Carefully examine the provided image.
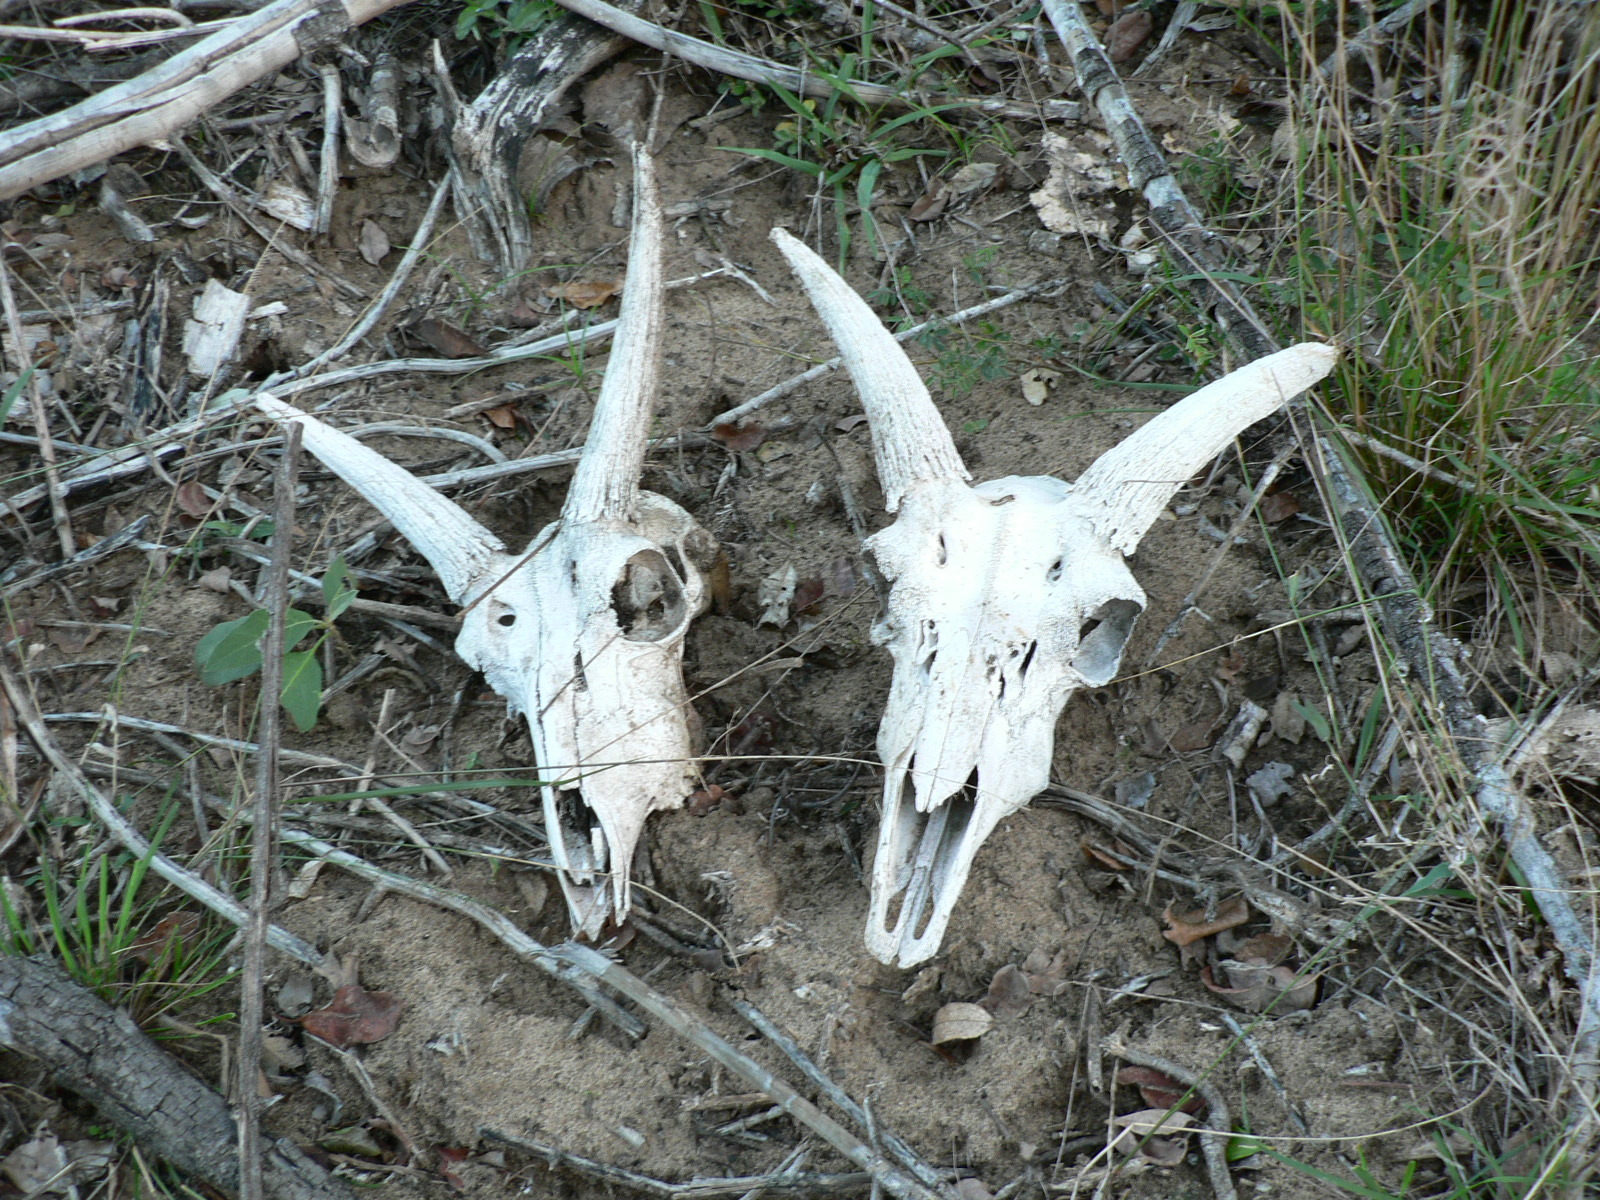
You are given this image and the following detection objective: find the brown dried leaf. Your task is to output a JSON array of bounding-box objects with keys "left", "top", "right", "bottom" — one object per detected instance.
[
  {"left": 687, "top": 784, "right": 727, "bottom": 815},
  {"left": 932, "top": 1001, "right": 992, "bottom": 1045},
  {"left": 1105, "top": 8, "right": 1153, "bottom": 61},
  {"left": 198, "top": 567, "right": 233, "bottom": 594},
  {"left": 126, "top": 911, "right": 202, "bottom": 964},
  {"left": 1109, "top": 1109, "right": 1193, "bottom": 1159},
  {"left": 1168, "top": 713, "right": 1221, "bottom": 752},
  {"left": 792, "top": 576, "right": 825, "bottom": 616},
  {"left": 1161, "top": 896, "right": 1250, "bottom": 947},
  {"left": 412, "top": 318, "right": 486, "bottom": 359},
  {"left": 1224, "top": 931, "right": 1293, "bottom": 966},
  {"left": 545, "top": 279, "right": 621, "bottom": 309},
  {"left": 1214, "top": 648, "right": 1246, "bottom": 683},
  {"left": 908, "top": 184, "right": 949, "bottom": 222},
  {"left": 711, "top": 421, "right": 768, "bottom": 452},
  {"left": 1082, "top": 838, "right": 1132, "bottom": 871},
  {"left": 483, "top": 404, "right": 519, "bottom": 430},
  {"left": 88, "top": 596, "right": 122, "bottom": 616},
  {"left": 1202, "top": 962, "right": 1318, "bottom": 1012},
  {"left": 299, "top": 983, "right": 404, "bottom": 1047},
  {"left": 1259, "top": 490, "right": 1301, "bottom": 523},
  {"left": 981, "top": 963, "right": 1034, "bottom": 1017},
  {"left": 174, "top": 480, "right": 212, "bottom": 519},
  {"left": 358, "top": 219, "right": 391, "bottom": 267},
  {"left": 1115, "top": 1066, "right": 1203, "bottom": 1114},
  {"left": 835, "top": 413, "right": 869, "bottom": 433}
]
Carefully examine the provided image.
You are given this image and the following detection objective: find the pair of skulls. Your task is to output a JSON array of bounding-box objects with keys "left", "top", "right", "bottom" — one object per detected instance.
[{"left": 258, "top": 147, "right": 1336, "bottom": 966}]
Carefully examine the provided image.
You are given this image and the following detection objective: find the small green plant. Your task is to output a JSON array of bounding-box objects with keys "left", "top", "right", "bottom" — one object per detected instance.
[
  {"left": 194, "top": 557, "right": 357, "bottom": 731},
  {"left": 1, "top": 813, "right": 235, "bottom": 1024},
  {"left": 455, "top": 0, "right": 560, "bottom": 48}
]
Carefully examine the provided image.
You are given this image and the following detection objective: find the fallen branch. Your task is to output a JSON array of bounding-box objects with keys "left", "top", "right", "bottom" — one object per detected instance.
[
  {"left": 547, "top": 0, "right": 1079, "bottom": 126},
  {"left": 0, "top": 0, "right": 417, "bottom": 200},
  {"left": 1103, "top": 1035, "right": 1236, "bottom": 1200},
  {"left": 1040, "top": 0, "right": 1600, "bottom": 1145},
  {"left": 0, "top": 955, "right": 354, "bottom": 1200}
]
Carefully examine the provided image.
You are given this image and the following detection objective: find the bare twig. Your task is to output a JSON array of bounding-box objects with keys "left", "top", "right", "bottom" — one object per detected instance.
[
  {"left": 707, "top": 279, "right": 1067, "bottom": 429},
  {"left": 0, "top": 255, "right": 73, "bottom": 557},
  {"left": 239, "top": 423, "right": 299, "bottom": 1200},
  {"left": 313, "top": 62, "right": 340, "bottom": 236}
]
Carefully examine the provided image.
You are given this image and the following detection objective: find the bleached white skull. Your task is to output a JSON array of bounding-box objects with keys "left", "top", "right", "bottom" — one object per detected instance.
[
  {"left": 256, "top": 148, "right": 711, "bottom": 937},
  {"left": 771, "top": 228, "right": 1336, "bottom": 966}
]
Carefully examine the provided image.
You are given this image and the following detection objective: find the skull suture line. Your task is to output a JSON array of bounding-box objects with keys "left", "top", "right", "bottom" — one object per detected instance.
[
  {"left": 256, "top": 147, "right": 711, "bottom": 937},
  {"left": 772, "top": 228, "right": 1336, "bottom": 967}
]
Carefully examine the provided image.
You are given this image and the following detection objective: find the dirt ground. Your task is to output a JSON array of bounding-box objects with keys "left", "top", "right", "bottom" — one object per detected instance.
[{"left": 0, "top": 8, "right": 1557, "bottom": 1200}]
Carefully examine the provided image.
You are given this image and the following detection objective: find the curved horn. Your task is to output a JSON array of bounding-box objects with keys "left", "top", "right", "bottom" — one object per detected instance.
[
  {"left": 255, "top": 394, "right": 506, "bottom": 603},
  {"left": 562, "top": 144, "right": 664, "bottom": 524},
  {"left": 1075, "top": 342, "right": 1338, "bottom": 554},
  {"left": 770, "top": 228, "right": 969, "bottom": 511}
]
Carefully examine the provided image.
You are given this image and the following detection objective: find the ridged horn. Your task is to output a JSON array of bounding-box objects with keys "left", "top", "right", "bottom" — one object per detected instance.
[
  {"left": 254, "top": 394, "right": 506, "bottom": 604},
  {"left": 1075, "top": 343, "right": 1339, "bottom": 554},
  {"left": 770, "top": 228, "right": 969, "bottom": 511},
  {"left": 562, "top": 143, "right": 664, "bottom": 525}
]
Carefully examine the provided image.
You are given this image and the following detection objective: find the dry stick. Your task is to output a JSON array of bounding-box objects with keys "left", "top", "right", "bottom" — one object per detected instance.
[
  {"left": 1102, "top": 1035, "right": 1236, "bottom": 1200},
  {"left": 0, "top": 0, "right": 416, "bottom": 200},
  {"left": 707, "top": 279, "right": 1067, "bottom": 429},
  {"left": 729, "top": 998, "right": 948, "bottom": 1193},
  {"left": 313, "top": 62, "right": 340, "bottom": 236},
  {"left": 559, "top": 943, "right": 952, "bottom": 1200},
  {"left": 239, "top": 423, "right": 299, "bottom": 1200},
  {"left": 1039, "top": 0, "right": 1600, "bottom": 1147},
  {"left": 0, "top": 254, "right": 74, "bottom": 558},
  {"left": 546, "top": 0, "right": 1079, "bottom": 125}
]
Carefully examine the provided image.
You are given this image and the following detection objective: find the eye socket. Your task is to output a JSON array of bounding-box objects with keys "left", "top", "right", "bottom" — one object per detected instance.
[{"left": 497, "top": 613, "right": 517, "bottom": 627}]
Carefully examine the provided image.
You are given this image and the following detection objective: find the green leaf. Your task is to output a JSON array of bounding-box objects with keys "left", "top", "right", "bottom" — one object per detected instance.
[
  {"left": 1292, "top": 698, "right": 1333, "bottom": 743},
  {"left": 196, "top": 611, "right": 269, "bottom": 685},
  {"left": 724, "top": 147, "right": 824, "bottom": 177},
  {"left": 0, "top": 368, "right": 32, "bottom": 427},
  {"left": 322, "top": 556, "right": 357, "bottom": 619},
  {"left": 282, "top": 608, "right": 319, "bottom": 653},
  {"left": 279, "top": 651, "right": 323, "bottom": 731}
]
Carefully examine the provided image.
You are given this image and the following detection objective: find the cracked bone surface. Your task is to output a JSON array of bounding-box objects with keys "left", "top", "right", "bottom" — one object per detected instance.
[
  {"left": 256, "top": 147, "right": 711, "bottom": 937},
  {"left": 772, "top": 227, "right": 1336, "bottom": 967}
]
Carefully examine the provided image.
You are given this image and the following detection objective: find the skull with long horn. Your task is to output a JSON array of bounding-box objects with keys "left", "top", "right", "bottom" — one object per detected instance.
[
  {"left": 771, "top": 228, "right": 1336, "bottom": 967},
  {"left": 256, "top": 147, "right": 711, "bottom": 937}
]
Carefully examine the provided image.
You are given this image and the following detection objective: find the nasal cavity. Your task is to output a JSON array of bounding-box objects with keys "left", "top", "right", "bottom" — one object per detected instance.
[{"left": 612, "top": 548, "right": 688, "bottom": 642}]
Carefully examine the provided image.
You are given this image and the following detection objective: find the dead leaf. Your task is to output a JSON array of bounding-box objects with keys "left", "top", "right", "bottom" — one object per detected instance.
[
  {"left": 908, "top": 184, "right": 949, "bottom": 222},
  {"left": 835, "top": 413, "right": 869, "bottom": 433},
  {"left": 48, "top": 626, "right": 95, "bottom": 654},
  {"left": 412, "top": 318, "right": 486, "bottom": 359},
  {"left": 686, "top": 784, "right": 726, "bottom": 815},
  {"left": 947, "top": 162, "right": 999, "bottom": 198},
  {"left": 1259, "top": 490, "right": 1301, "bottom": 523},
  {"left": 756, "top": 564, "right": 798, "bottom": 628},
  {"left": 298, "top": 983, "right": 404, "bottom": 1047},
  {"left": 1161, "top": 896, "right": 1250, "bottom": 947},
  {"left": 1270, "top": 691, "right": 1306, "bottom": 744},
  {"left": 1202, "top": 962, "right": 1318, "bottom": 1012},
  {"left": 1224, "top": 931, "right": 1294, "bottom": 965},
  {"left": 711, "top": 421, "right": 768, "bottom": 452},
  {"left": 126, "top": 911, "right": 202, "bottom": 964},
  {"left": 1082, "top": 838, "right": 1133, "bottom": 871},
  {"left": 401, "top": 723, "right": 440, "bottom": 750},
  {"left": 1, "top": 1133, "right": 114, "bottom": 1194},
  {"left": 1214, "top": 648, "right": 1246, "bottom": 683},
  {"left": 1167, "top": 712, "right": 1221, "bottom": 752},
  {"left": 1105, "top": 8, "right": 1153, "bottom": 61},
  {"left": 1109, "top": 1109, "right": 1193, "bottom": 1160},
  {"left": 483, "top": 404, "right": 519, "bottom": 430},
  {"left": 174, "top": 480, "right": 212, "bottom": 519},
  {"left": 980, "top": 963, "right": 1034, "bottom": 1016},
  {"left": 1023, "top": 948, "right": 1070, "bottom": 996},
  {"left": 1245, "top": 761, "right": 1295, "bottom": 807},
  {"left": 932, "top": 1001, "right": 992, "bottom": 1045},
  {"left": 358, "top": 219, "right": 391, "bottom": 267},
  {"left": 545, "top": 279, "right": 621, "bottom": 309},
  {"left": 900, "top": 965, "right": 941, "bottom": 1005},
  {"left": 792, "top": 576, "right": 825, "bottom": 616},
  {"left": 436, "top": 1145, "right": 470, "bottom": 1192},
  {"left": 198, "top": 566, "right": 233, "bottom": 594},
  {"left": 1116, "top": 1066, "right": 1203, "bottom": 1113},
  {"left": 88, "top": 596, "right": 121, "bottom": 616}
]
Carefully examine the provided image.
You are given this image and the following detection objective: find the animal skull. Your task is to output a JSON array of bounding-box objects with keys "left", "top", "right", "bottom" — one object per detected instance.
[
  {"left": 771, "top": 228, "right": 1336, "bottom": 967},
  {"left": 256, "top": 147, "right": 711, "bottom": 937}
]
